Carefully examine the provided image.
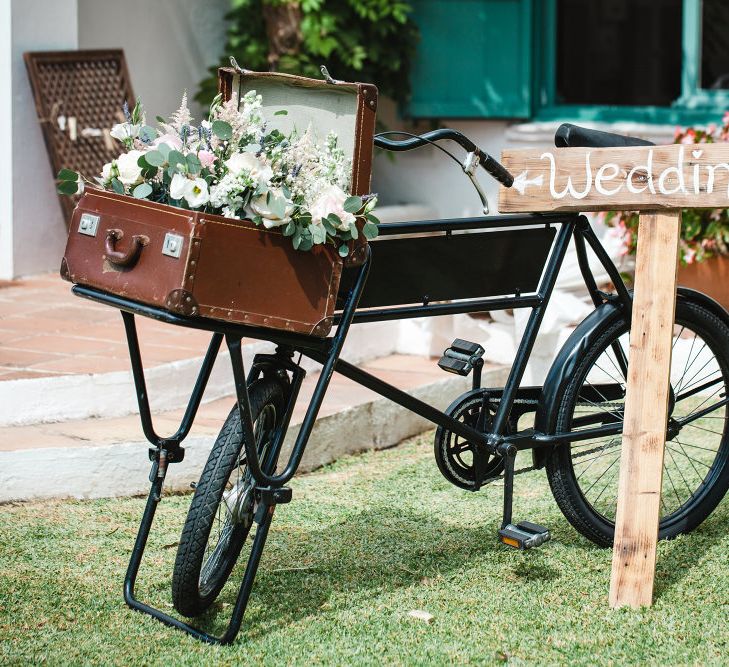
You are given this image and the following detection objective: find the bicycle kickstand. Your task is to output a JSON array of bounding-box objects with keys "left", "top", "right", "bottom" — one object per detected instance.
[{"left": 124, "top": 449, "right": 291, "bottom": 645}]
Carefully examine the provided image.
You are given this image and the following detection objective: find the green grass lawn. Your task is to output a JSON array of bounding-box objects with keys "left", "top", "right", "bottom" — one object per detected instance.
[{"left": 1, "top": 433, "right": 727, "bottom": 666}]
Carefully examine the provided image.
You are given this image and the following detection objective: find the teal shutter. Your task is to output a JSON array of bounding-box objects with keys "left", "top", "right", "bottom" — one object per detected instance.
[{"left": 408, "top": 0, "right": 533, "bottom": 118}]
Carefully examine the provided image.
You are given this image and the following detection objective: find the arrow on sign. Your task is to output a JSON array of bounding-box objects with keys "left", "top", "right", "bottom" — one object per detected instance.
[{"left": 512, "top": 170, "right": 544, "bottom": 195}]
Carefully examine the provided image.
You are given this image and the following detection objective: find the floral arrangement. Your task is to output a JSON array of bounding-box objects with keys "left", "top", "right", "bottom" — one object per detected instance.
[
  {"left": 57, "top": 92, "right": 379, "bottom": 257},
  {"left": 606, "top": 113, "right": 729, "bottom": 265}
]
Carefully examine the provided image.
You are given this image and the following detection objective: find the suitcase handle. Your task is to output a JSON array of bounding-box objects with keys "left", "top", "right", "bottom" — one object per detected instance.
[{"left": 104, "top": 229, "right": 147, "bottom": 267}]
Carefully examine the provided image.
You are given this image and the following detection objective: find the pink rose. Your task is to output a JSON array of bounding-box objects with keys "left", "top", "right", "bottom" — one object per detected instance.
[
  {"left": 309, "top": 185, "right": 356, "bottom": 231},
  {"left": 198, "top": 150, "right": 216, "bottom": 169}
]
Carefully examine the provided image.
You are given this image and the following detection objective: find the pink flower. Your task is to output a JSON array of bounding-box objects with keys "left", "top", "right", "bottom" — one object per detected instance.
[
  {"left": 680, "top": 130, "right": 696, "bottom": 145},
  {"left": 309, "top": 185, "right": 357, "bottom": 231},
  {"left": 152, "top": 133, "right": 183, "bottom": 151},
  {"left": 198, "top": 150, "right": 216, "bottom": 169},
  {"left": 707, "top": 123, "right": 717, "bottom": 136},
  {"left": 684, "top": 248, "right": 696, "bottom": 264}
]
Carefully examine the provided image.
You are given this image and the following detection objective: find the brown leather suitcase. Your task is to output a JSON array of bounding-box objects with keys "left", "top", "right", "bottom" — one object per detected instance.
[{"left": 61, "top": 69, "right": 378, "bottom": 336}]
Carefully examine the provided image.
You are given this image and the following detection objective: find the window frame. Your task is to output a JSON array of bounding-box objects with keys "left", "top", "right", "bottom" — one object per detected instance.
[{"left": 533, "top": 0, "right": 729, "bottom": 125}]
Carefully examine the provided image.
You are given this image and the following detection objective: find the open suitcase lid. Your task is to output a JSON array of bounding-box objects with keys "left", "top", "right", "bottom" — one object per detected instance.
[{"left": 217, "top": 67, "right": 378, "bottom": 198}]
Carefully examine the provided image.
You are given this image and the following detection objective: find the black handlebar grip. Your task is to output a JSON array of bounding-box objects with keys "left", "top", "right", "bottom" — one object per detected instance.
[{"left": 478, "top": 151, "right": 514, "bottom": 188}]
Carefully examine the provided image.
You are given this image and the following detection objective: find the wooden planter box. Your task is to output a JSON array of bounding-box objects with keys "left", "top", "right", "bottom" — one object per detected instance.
[{"left": 678, "top": 255, "right": 729, "bottom": 312}]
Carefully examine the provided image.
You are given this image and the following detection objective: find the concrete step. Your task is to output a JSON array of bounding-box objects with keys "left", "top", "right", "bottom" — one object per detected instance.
[
  {"left": 0, "top": 354, "right": 508, "bottom": 502},
  {"left": 0, "top": 273, "right": 400, "bottom": 426}
]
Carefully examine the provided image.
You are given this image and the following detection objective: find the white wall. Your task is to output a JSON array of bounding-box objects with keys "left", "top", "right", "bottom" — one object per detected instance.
[
  {"left": 372, "top": 100, "right": 510, "bottom": 218},
  {"left": 0, "top": 0, "right": 79, "bottom": 280},
  {"left": 78, "top": 0, "right": 229, "bottom": 122}
]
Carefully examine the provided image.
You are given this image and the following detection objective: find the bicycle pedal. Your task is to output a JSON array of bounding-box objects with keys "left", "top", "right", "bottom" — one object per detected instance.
[
  {"left": 498, "top": 521, "right": 551, "bottom": 550},
  {"left": 438, "top": 338, "right": 484, "bottom": 376}
]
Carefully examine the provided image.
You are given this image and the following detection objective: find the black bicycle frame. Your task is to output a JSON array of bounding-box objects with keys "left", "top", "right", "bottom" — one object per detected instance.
[{"left": 72, "top": 211, "right": 633, "bottom": 644}]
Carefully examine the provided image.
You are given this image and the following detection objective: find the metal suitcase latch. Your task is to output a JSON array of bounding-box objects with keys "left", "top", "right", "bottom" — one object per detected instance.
[
  {"left": 78, "top": 213, "right": 100, "bottom": 237},
  {"left": 162, "top": 233, "right": 184, "bottom": 258}
]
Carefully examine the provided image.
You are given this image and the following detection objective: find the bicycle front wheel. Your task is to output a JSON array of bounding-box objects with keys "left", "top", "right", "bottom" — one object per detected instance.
[
  {"left": 546, "top": 297, "right": 729, "bottom": 547},
  {"left": 172, "top": 378, "right": 285, "bottom": 617}
]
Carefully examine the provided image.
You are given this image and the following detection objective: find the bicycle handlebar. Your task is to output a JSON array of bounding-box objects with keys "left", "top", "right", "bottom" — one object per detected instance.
[{"left": 374, "top": 129, "right": 514, "bottom": 188}]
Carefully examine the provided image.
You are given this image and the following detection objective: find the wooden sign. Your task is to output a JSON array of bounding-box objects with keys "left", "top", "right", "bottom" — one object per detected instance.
[
  {"left": 496, "top": 143, "right": 699, "bottom": 611},
  {"left": 499, "top": 144, "right": 729, "bottom": 213}
]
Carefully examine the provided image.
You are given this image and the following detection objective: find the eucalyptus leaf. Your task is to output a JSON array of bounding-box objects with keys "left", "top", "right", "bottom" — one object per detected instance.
[
  {"left": 156, "top": 143, "right": 171, "bottom": 160},
  {"left": 111, "top": 178, "right": 124, "bottom": 195},
  {"left": 293, "top": 231, "right": 302, "bottom": 250},
  {"left": 327, "top": 213, "right": 342, "bottom": 227},
  {"left": 311, "top": 224, "right": 326, "bottom": 244},
  {"left": 273, "top": 109, "right": 288, "bottom": 116},
  {"left": 323, "top": 220, "right": 337, "bottom": 236},
  {"left": 57, "top": 168, "right": 78, "bottom": 181},
  {"left": 299, "top": 236, "right": 313, "bottom": 251},
  {"left": 343, "top": 195, "right": 363, "bottom": 213},
  {"left": 186, "top": 153, "right": 201, "bottom": 174},
  {"left": 57, "top": 180, "right": 79, "bottom": 195},
  {"left": 155, "top": 115, "right": 166, "bottom": 124},
  {"left": 281, "top": 183, "right": 291, "bottom": 199},
  {"left": 366, "top": 212, "right": 380, "bottom": 224},
  {"left": 338, "top": 244, "right": 350, "bottom": 257},
  {"left": 362, "top": 221, "right": 379, "bottom": 240},
  {"left": 349, "top": 224, "right": 358, "bottom": 240},
  {"left": 167, "top": 150, "right": 186, "bottom": 168},
  {"left": 283, "top": 221, "right": 296, "bottom": 237},
  {"left": 133, "top": 182, "right": 153, "bottom": 199},
  {"left": 269, "top": 195, "right": 287, "bottom": 220},
  {"left": 144, "top": 150, "right": 165, "bottom": 167},
  {"left": 243, "top": 143, "right": 261, "bottom": 153},
  {"left": 212, "top": 120, "right": 233, "bottom": 140}
]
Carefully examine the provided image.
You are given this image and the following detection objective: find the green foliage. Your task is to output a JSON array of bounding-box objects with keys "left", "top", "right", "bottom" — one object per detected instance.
[{"left": 197, "top": 0, "right": 419, "bottom": 106}]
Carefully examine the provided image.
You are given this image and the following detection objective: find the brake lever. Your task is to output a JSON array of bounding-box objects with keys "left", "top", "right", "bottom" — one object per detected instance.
[{"left": 463, "top": 152, "right": 489, "bottom": 215}]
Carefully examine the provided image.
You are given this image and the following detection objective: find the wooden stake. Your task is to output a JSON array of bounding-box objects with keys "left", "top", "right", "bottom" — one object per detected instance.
[{"left": 609, "top": 210, "right": 681, "bottom": 608}]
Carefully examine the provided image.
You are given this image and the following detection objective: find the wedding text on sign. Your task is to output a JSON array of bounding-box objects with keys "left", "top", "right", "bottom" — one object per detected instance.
[{"left": 513, "top": 146, "right": 729, "bottom": 199}]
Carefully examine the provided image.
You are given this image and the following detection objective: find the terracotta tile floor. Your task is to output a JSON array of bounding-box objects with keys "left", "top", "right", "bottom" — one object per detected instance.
[{"left": 0, "top": 274, "right": 218, "bottom": 379}]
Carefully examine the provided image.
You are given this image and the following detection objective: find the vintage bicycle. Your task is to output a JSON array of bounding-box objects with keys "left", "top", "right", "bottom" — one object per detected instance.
[{"left": 72, "top": 122, "right": 729, "bottom": 644}]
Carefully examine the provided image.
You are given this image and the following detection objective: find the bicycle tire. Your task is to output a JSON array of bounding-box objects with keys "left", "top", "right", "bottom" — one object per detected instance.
[
  {"left": 546, "top": 298, "right": 729, "bottom": 547},
  {"left": 171, "top": 378, "right": 285, "bottom": 617}
]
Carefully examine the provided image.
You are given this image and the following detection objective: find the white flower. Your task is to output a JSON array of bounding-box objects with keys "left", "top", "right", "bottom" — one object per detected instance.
[
  {"left": 170, "top": 173, "right": 188, "bottom": 200},
  {"left": 100, "top": 161, "right": 114, "bottom": 183},
  {"left": 225, "top": 152, "right": 273, "bottom": 184},
  {"left": 115, "top": 150, "right": 145, "bottom": 186},
  {"left": 110, "top": 123, "right": 141, "bottom": 142},
  {"left": 309, "top": 184, "right": 356, "bottom": 230},
  {"left": 248, "top": 188, "right": 293, "bottom": 228},
  {"left": 185, "top": 178, "right": 209, "bottom": 208}
]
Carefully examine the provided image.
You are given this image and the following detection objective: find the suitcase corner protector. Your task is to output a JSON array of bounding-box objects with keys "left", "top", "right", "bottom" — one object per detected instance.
[{"left": 165, "top": 288, "right": 199, "bottom": 317}]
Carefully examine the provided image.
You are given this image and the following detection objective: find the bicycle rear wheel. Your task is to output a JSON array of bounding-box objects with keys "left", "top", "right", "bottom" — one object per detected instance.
[{"left": 546, "top": 298, "right": 729, "bottom": 547}]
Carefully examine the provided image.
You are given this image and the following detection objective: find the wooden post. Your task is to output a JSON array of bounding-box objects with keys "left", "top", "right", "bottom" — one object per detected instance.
[
  {"left": 495, "top": 143, "right": 716, "bottom": 609},
  {"left": 609, "top": 210, "right": 681, "bottom": 607}
]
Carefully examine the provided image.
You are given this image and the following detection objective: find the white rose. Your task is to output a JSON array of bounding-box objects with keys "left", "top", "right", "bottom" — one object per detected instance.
[
  {"left": 115, "top": 150, "right": 145, "bottom": 186},
  {"left": 184, "top": 178, "right": 209, "bottom": 209},
  {"left": 170, "top": 173, "right": 188, "bottom": 200},
  {"left": 110, "top": 122, "right": 141, "bottom": 142},
  {"left": 309, "top": 184, "right": 356, "bottom": 230},
  {"left": 248, "top": 188, "right": 293, "bottom": 229},
  {"left": 225, "top": 152, "right": 273, "bottom": 184}
]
